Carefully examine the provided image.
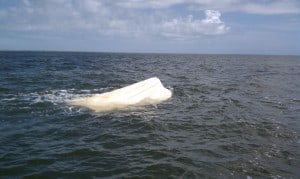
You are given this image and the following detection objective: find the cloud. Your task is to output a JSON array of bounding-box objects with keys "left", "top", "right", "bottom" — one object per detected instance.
[
  {"left": 115, "top": 0, "right": 184, "bottom": 9},
  {"left": 1, "top": 0, "right": 298, "bottom": 40},
  {"left": 117, "top": 0, "right": 300, "bottom": 15},
  {"left": 202, "top": 10, "right": 222, "bottom": 23},
  {"left": 0, "top": 0, "right": 230, "bottom": 39},
  {"left": 160, "top": 10, "right": 229, "bottom": 39},
  {"left": 240, "top": 1, "right": 300, "bottom": 15},
  {"left": 190, "top": 0, "right": 300, "bottom": 15}
]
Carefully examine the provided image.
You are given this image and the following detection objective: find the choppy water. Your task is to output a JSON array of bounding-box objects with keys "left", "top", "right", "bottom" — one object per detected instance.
[{"left": 0, "top": 51, "right": 299, "bottom": 178}]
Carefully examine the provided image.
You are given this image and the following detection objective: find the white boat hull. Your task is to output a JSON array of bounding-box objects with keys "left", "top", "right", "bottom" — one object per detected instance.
[{"left": 68, "top": 77, "right": 172, "bottom": 112}]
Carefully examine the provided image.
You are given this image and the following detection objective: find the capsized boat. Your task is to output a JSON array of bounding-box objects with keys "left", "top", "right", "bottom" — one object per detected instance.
[{"left": 68, "top": 77, "right": 172, "bottom": 112}]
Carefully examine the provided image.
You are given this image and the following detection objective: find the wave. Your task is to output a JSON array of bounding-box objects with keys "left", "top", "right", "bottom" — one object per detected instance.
[
  {"left": 2, "top": 88, "right": 113, "bottom": 104},
  {"left": 0, "top": 88, "right": 115, "bottom": 116}
]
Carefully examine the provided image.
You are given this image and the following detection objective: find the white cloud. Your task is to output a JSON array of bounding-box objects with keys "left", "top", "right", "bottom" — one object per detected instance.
[
  {"left": 0, "top": 0, "right": 230, "bottom": 39},
  {"left": 241, "top": 2, "right": 300, "bottom": 15},
  {"left": 115, "top": 0, "right": 184, "bottom": 9},
  {"left": 190, "top": 0, "right": 300, "bottom": 15},
  {"left": 1, "top": 0, "right": 298, "bottom": 40},
  {"left": 202, "top": 10, "right": 221, "bottom": 23},
  {"left": 160, "top": 10, "right": 229, "bottom": 39},
  {"left": 116, "top": 0, "right": 300, "bottom": 15}
]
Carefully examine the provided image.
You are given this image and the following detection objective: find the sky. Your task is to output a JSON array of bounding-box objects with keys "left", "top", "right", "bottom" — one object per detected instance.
[{"left": 0, "top": 0, "right": 299, "bottom": 55}]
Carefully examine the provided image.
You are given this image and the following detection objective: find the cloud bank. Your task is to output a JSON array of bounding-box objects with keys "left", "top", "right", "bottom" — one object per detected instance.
[
  {"left": 118, "top": 0, "right": 300, "bottom": 15},
  {"left": 0, "top": 0, "right": 229, "bottom": 39},
  {"left": 0, "top": 0, "right": 299, "bottom": 40}
]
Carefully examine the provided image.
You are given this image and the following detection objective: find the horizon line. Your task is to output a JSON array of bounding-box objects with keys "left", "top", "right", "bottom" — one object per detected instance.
[{"left": 0, "top": 49, "right": 299, "bottom": 57}]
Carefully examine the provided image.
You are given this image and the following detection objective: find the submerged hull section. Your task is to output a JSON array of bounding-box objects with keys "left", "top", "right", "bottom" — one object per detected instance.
[{"left": 68, "top": 77, "right": 172, "bottom": 112}]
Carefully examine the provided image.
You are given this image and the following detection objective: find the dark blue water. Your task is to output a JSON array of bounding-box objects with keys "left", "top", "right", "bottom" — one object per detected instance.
[{"left": 0, "top": 51, "right": 299, "bottom": 178}]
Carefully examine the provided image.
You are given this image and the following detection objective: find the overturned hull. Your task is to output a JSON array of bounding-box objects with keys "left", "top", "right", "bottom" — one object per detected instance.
[{"left": 68, "top": 77, "right": 172, "bottom": 112}]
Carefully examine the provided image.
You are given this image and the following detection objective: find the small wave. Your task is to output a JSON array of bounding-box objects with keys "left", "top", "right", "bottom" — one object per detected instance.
[
  {"left": 26, "top": 90, "right": 87, "bottom": 105},
  {"left": 1, "top": 88, "right": 113, "bottom": 109},
  {"left": 2, "top": 97, "right": 17, "bottom": 101}
]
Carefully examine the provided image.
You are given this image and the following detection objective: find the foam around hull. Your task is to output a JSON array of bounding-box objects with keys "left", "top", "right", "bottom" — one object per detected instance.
[{"left": 68, "top": 77, "right": 172, "bottom": 112}]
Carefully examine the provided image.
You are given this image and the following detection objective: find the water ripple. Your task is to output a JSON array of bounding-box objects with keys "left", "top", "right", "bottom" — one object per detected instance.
[{"left": 0, "top": 52, "right": 299, "bottom": 178}]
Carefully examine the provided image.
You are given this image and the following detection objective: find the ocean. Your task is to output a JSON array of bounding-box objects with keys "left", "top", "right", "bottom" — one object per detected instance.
[{"left": 0, "top": 51, "right": 299, "bottom": 178}]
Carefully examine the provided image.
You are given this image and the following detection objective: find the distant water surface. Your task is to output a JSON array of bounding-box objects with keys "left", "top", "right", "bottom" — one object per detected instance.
[{"left": 0, "top": 51, "right": 299, "bottom": 178}]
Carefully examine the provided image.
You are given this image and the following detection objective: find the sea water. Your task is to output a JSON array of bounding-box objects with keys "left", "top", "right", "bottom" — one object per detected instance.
[{"left": 0, "top": 51, "right": 299, "bottom": 178}]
